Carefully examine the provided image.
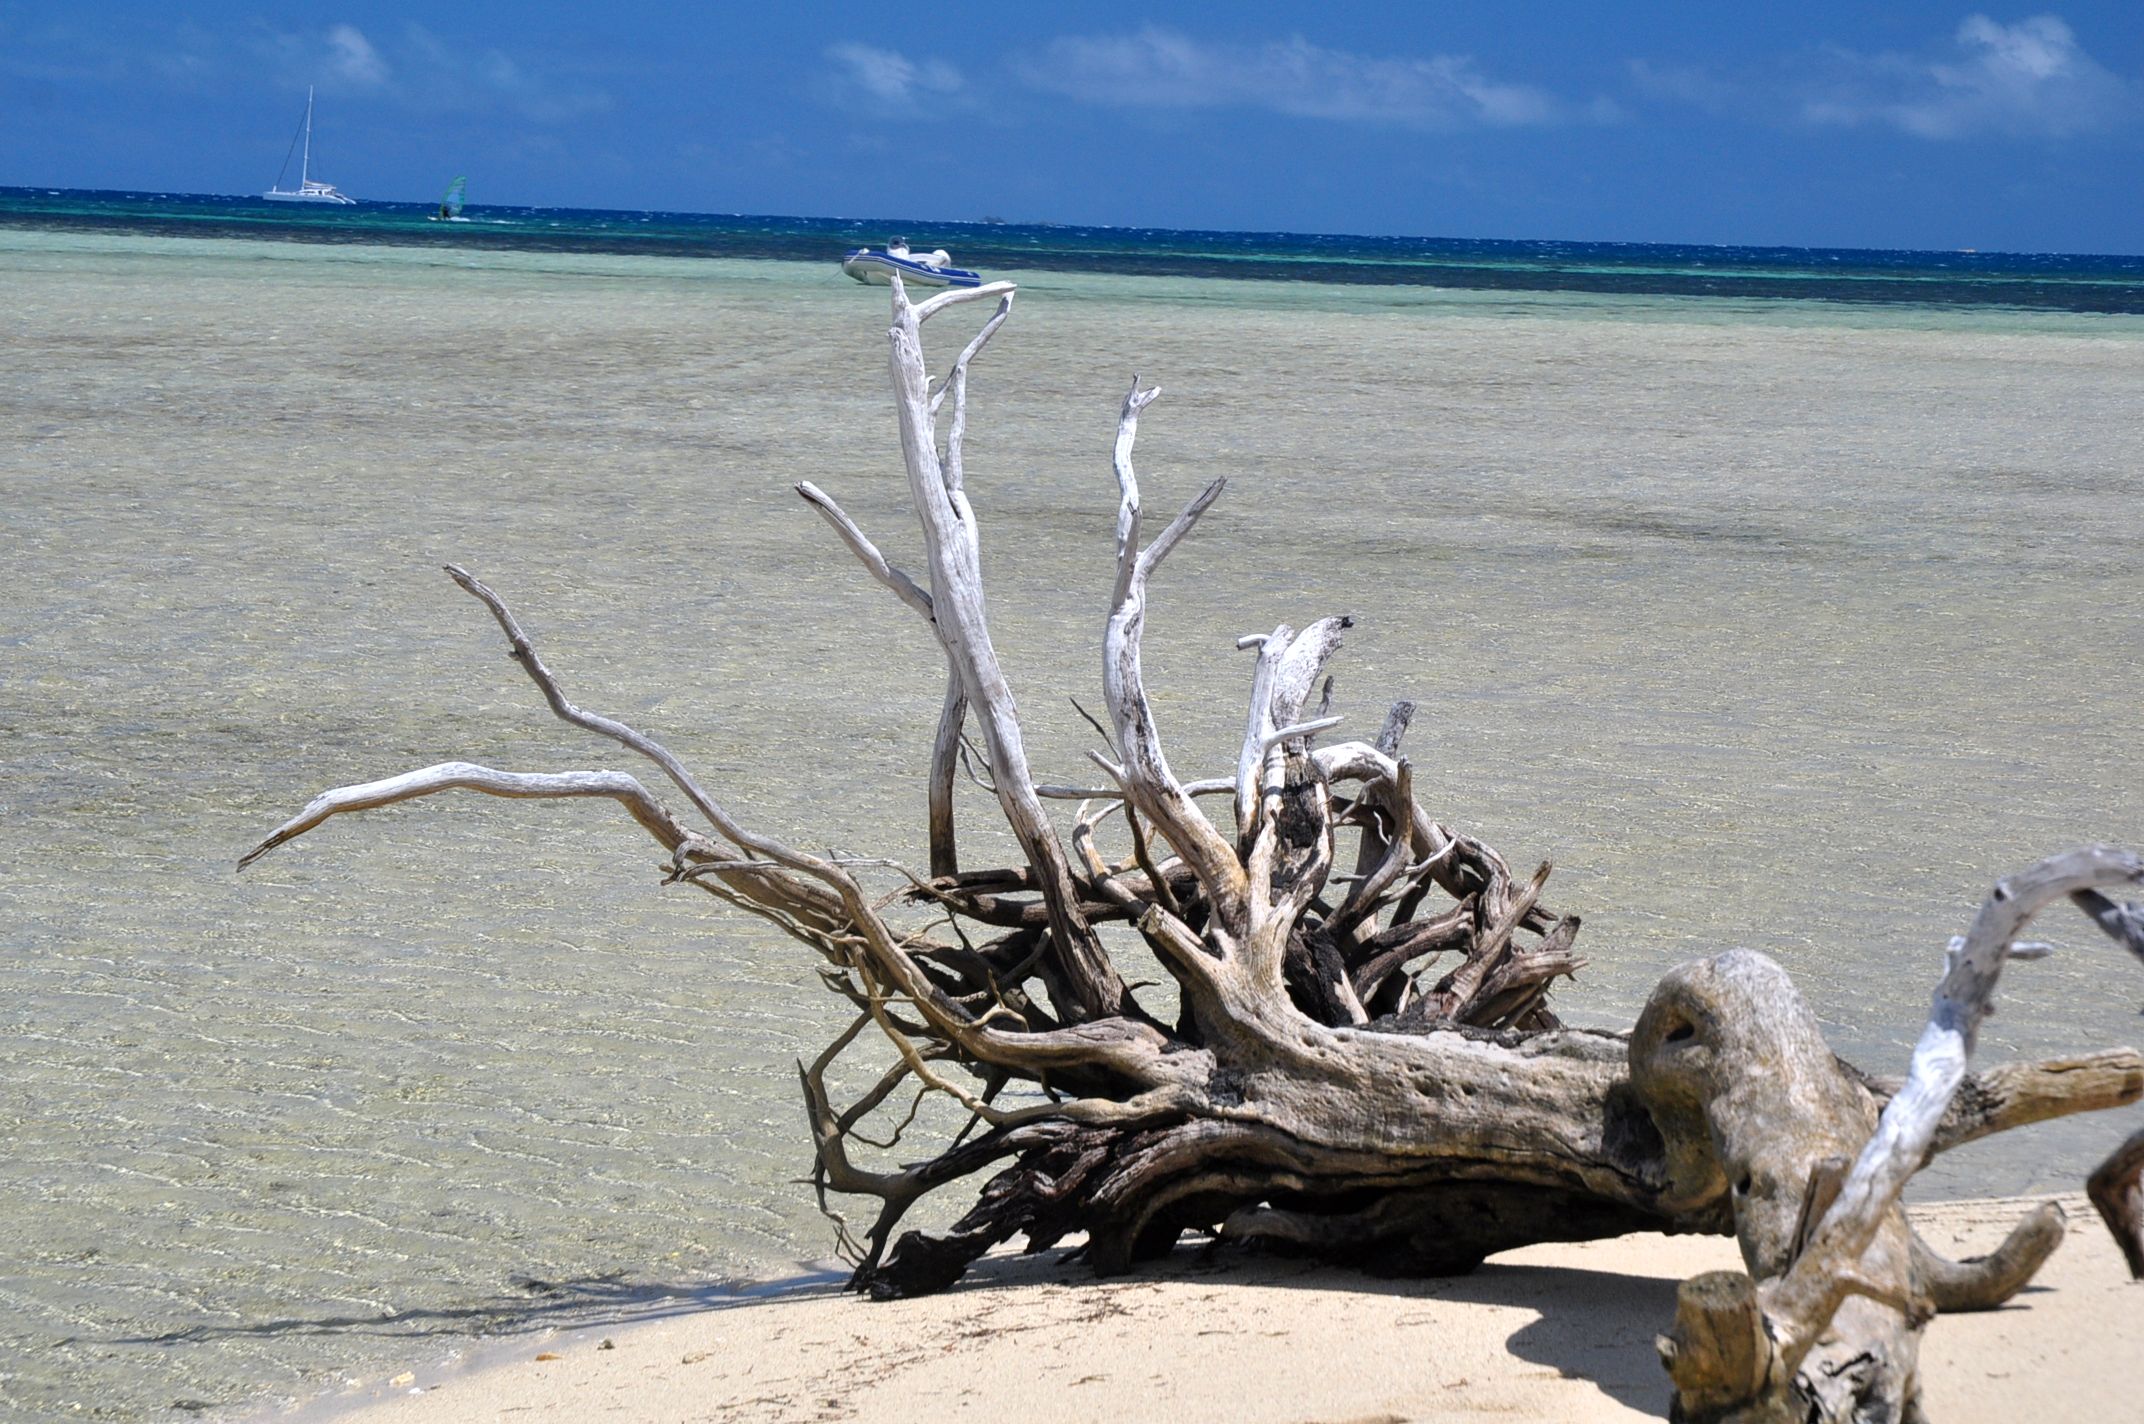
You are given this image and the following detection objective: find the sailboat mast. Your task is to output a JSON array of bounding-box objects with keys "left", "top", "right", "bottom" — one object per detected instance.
[{"left": 264, "top": 83, "right": 352, "bottom": 202}]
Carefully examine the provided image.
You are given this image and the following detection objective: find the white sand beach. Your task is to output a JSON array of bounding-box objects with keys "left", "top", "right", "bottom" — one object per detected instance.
[{"left": 287, "top": 1197, "right": 2136, "bottom": 1424}]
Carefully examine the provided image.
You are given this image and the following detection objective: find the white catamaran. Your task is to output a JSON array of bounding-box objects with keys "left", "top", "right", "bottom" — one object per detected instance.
[{"left": 263, "top": 87, "right": 356, "bottom": 205}]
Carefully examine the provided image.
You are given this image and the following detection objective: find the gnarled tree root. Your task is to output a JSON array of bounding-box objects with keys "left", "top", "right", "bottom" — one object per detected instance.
[{"left": 244, "top": 276, "right": 2144, "bottom": 1422}]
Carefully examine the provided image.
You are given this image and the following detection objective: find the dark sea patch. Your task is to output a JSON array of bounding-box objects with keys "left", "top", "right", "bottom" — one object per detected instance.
[{"left": 6, "top": 186, "right": 2144, "bottom": 314}]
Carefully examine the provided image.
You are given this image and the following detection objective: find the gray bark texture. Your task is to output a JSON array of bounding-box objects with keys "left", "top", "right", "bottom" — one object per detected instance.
[{"left": 245, "top": 282, "right": 2144, "bottom": 1422}]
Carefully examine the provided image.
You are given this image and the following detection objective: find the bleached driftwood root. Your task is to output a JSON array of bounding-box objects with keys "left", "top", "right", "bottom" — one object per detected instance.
[
  {"left": 1646, "top": 849, "right": 2144, "bottom": 1423},
  {"left": 245, "top": 277, "right": 2143, "bottom": 1420}
]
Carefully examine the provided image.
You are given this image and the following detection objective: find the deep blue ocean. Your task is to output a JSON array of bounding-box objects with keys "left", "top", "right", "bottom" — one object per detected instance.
[{"left": 5, "top": 184, "right": 2143, "bottom": 314}]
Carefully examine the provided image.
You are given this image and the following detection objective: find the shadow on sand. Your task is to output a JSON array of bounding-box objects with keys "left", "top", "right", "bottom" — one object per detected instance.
[
  {"left": 866, "top": 1239, "right": 1691, "bottom": 1416},
  {"left": 112, "top": 1238, "right": 1727, "bottom": 1417}
]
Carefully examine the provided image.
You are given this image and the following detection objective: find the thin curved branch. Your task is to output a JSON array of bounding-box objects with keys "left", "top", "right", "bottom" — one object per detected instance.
[
  {"left": 905, "top": 278, "right": 1017, "bottom": 326},
  {"left": 794, "top": 482, "right": 934, "bottom": 621},
  {"left": 1261, "top": 715, "right": 1343, "bottom": 758},
  {"left": 936, "top": 291, "right": 1014, "bottom": 500},
  {"left": 799, "top": 1042, "right": 1060, "bottom": 1278},
  {"left": 1336, "top": 757, "right": 1414, "bottom": 934},
  {"left": 444, "top": 564, "right": 838, "bottom": 894},
  {"left": 1070, "top": 785, "right": 1228, "bottom": 1003},
  {"left": 1138, "top": 475, "right": 1226, "bottom": 585},
  {"left": 1236, "top": 624, "right": 1291, "bottom": 839},
  {"left": 239, "top": 761, "right": 697, "bottom": 869},
  {"left": 1348, "top": 701, "right": 1418, "bottom": 886},
  {"left": 926, "top": 676, "right": 968, "bottom": 879},
  {"left": 2072, "top": 887, "right": 2144, "bottom": 964},
  {"left": 428, "top": 570, "right": 1029, "bottom": 1043},
  {"left": 1124, "top": 805, "right": 1185, "bottom": 923},
  {"left": 1315, "top": 741, "right": 1473, "bottom": 904},
  {"left": 793, "top": 480, "right": 967, "bottom": 876},
  {"left": 1099, "top": 379, "right": 1245, "bottom": 925},
  {"left": 1911, "top": 1201, "right": 2066, "bottom": 1312},
  {"left": 929, "top": 292, "right": 1014, "bottom": 420}
]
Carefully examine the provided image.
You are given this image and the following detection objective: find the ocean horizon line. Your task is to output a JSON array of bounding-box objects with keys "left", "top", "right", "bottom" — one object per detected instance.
[
  {"left": 6, "top": 184, "right": 2144, "bottom": 313},
  {"left": 12, "top": 181, "right": 2144, "bottom": 262}
]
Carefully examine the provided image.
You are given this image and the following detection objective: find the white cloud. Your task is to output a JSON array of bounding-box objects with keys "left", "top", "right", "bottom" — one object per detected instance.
[
  {"left": 0, "top": 18, "right": 609, "bottom": 122},
  {"left": 823, "top": 42, "right": 962, "bottom": 110},
  {"left": 398, "top": 25, "right": 609, "bottom": 121},
  {"left": 324, "top": 23, "right": 387, "bottom": 88},
  {"left": 1022, "top": 27, "right": 1575, "bottom": 129},
  {"left": 1802, "top": 14, "right": 2131, "bottom": 138},
  {"left": 248, "top": 23, "right": 608, "bottom": 121},
  {"left": 1626, "top": 58, "right": 1740, "bottom": 114}
]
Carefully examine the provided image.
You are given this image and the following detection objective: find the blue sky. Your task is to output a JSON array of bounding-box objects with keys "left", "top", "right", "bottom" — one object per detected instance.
[{"left": 4, "top": 2, "right": 2142, "bottom": 252}]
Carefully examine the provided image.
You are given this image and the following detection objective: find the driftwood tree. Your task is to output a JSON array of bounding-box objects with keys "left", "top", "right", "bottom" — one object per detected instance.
[{"left": 245, "top": 277, "right": 2144, "bottom": 1422}]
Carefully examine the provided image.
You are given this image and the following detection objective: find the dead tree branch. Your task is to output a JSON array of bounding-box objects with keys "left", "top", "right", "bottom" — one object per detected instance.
[{"left": 248, "top": 279, "right": 2143, "bottom": 1423}]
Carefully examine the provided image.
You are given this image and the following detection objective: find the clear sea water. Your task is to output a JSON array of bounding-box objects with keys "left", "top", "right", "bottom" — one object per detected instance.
[{"left": 2, "top": 191, "right": 2141, "bottom": 1420}]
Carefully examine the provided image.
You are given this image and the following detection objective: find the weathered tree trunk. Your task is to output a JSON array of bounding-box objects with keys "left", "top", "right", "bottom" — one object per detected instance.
[
  {"left": 243, "top": 278, "right": 2144, "bottom": 1420},
  {"left": 1645, "top": 852, "right": 2144, "bottom": 1423}
]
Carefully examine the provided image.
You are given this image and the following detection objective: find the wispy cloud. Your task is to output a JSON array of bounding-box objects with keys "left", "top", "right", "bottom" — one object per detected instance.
[
  {"left": 819, "top": 42, "right": 963, "bottom": 113},
  {"left": 390, "top": 24, "right": 610, "bottom": 122},
  {"left": 0, "top": 14, "right": 185, "bottom": 88},
  {"left": 252, "top": 24, "right": 608, "bottom": 120},
  {"left": 0, "top": 18, "right": 608, "bottom": 121},
  {"left": 1626, "top": 58, "right": 1741, "bottom": 114},
  {"left": 322, "top": 23, "right": 387, "bottom": 88},
  {"left": 1633, "top": 14, "right": 2134, "bottom": 140},
  {"left": 1022, "top": 27, "right": 1592, "bottom": 129},
  {"left": 1802, "top": 14, "right": 2131, "bottom": 138}
]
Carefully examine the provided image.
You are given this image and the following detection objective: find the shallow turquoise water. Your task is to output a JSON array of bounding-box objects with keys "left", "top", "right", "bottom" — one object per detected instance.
[{"left": 2, "top": 228, "right": 2141, "bottom": 1419}]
